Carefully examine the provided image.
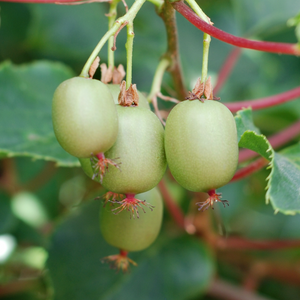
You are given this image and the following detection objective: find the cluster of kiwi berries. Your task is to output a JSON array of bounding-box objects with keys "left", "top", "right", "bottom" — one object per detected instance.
[{"left": 52, "top": 68, "right": 238, "bottom": 271}]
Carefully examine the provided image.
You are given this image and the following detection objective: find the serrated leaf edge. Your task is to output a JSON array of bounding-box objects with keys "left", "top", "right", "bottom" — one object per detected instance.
[
  {"left": 265, "top": 152, "right": 300, "bottom": 216},
  {"left": 239, "top": 130, "right": 280, "bottom": 213}
]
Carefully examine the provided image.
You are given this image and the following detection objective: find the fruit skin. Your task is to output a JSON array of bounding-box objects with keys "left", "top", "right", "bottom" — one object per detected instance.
[
  {"left": 81, "top": 105, "right": 167, "bottom": 193},
  {"left": 52, "top": 77, "right": 118, "bottom": 158},
  {"left": 165, "top": 100, "right": 238, "bottom": 192},
  {"left": 78, "top": 106, "right": 167, "bottom": 190},
  {"left": 79, "top": 156, "right": 95, "bottom": 179},
  {"left": 106, "top": 84, "right": 150, "bottom": 110},
  {"left": 100, "top": 187, "right": 163, "bottom": 252}
]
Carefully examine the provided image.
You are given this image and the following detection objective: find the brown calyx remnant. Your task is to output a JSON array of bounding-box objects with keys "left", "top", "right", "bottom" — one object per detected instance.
[
  {"left": 186, "top": 77, "right": 220, "bottom": 102},
  {"left": 88, "top": 56, "right": 100, "bottom": 79},
  {"left": 100, "top": 63, "right": 126, "bottom": 84},
  {"left": 118, "top": 80, "right": 139, "bottom": 107}
]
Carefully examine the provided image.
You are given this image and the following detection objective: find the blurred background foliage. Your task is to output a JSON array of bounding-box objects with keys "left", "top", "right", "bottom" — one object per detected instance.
[{"left": 0, "top": 0, "right": 300, "bottom": 299}]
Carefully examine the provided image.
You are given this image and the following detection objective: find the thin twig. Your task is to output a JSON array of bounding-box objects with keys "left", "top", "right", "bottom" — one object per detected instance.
[
  {"left": 158, "top": 179, "right": 185, "bottom": 229},
  {"left": 159, "top": 1, "right": 187, "bottom": 99},
  {"left": 207, "top": 278, "right": 275, "bottom": 300},
  {"left": 157, "top": 92, "right": 180, "bottom": 103},
  {"left": 216, "top": 236, "right": 300, "bottom": 250},
  {"left": 111, "top": 21, "right": 128, "bottom": 51}
]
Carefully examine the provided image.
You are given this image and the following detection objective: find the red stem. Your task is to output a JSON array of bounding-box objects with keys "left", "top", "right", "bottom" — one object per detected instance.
[
  {"left": 0, "top": 0, "right": 77, "bottom": 2},
  {"left": 226, "top": 86, "right": 300, "bottom": 113},
  {"left": 125, "top": 193, "right": 135, "bottom": 199},
  {"left": 239, "top": 120, "right": 300, "bottom": 163},
  {"left": 172, "top": 1, "right": 300, "bottom": 56},
  {"left": 208, "top": 278, "right": 271, "bottom": 300},
  {"left": 119, "top": 249, "right": 128, "bottom": 257},
  {"left": 217, "top": 236, "right": 300, "bottom": 250},
  {"left": 268, "top": 119, "right": 300, "bottom": 148},
  {"left": 208, "top": 189, "right": 216, "bottom": 197},
  {"left": 231, "top": 157, "right": 268, "bottom": 182},
  {"left": 158, "top": 180, "right": 185, "bottom": 229},
  {"left": 96, "top": 152, "right": 105, "bottom": 160},
  {"left": 214, "top": 47, "right": 242, "bottom": 95}
]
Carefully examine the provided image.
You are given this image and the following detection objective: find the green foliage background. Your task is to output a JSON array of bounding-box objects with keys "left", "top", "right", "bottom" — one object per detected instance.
[{"left": 0, "top": 0, "right": 300, "bottom": 299}]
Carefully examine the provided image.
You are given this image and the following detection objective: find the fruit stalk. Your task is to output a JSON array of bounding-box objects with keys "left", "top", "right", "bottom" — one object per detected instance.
[
  {"left": 185, "top": 0, "right": 211, "bottom": 83},
  {"left": 201, "top": 33, "right": 211, "bottom": 84},
  {"left": 173, "top": 1, "right": 300, "bottom": 56},
  {"left": 125, "top": 22, "right": 134, "bottom": 88},
  {"left": 147, "top": 0, "right": 163, "bottom": 10},
  {"left": 107, "top": 0, "right": 120, "bottom": 69},
  {"left": 80, "top": 0, "right": 146, "bottom": 78},
  {"left": 0, "top": 0, "right": 77, "bottom": 2},
  {"left": 148, "top": 57, "right": 171, "bottom": 101}
]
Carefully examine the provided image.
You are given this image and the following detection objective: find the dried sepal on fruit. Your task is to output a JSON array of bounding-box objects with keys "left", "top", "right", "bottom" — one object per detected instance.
[
  {"left": 118, "top": 80, "right": 139, "bottom": 106},
  {"left": 100, "top": 63, "right": 125, "bottom": 84},
  {"left": 89, "top": 56, "right": 100, "bottom": 79},
  {"left": 100, "top": 63, "right": 113, "bottom": 83},
  {"left": 106, "top": 83, "right": 150, "bottom": 109},
  {"left": 185, "top": 76, "right": 219, "bottom": 101},
  {"left": 112, "top": 65, "right": 126, "bottom": 84},
  {"left": 186, "top": 77, "right": 205, "bottom": 101}
]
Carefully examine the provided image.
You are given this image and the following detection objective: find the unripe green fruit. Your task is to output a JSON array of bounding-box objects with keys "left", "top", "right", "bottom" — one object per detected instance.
[
  {"left": 100, "top": 187, "right": 163, "bottom": 252},
  {"left": 52, "top": 77, "right": 118, "bottom": 158},
  {"left": 100, "top": 105, "right": 167, "bottom": 194},
  {"left": 78, "top": 106, "right": 167, "bottom": 190},
  {"left": 79, "top": 156, "right": 95, "bottom": 179},
  {"left": 106, "top": 84, "right": 151, "bottom": 110},
  {"left": 165, "top": 100, "right": 238, "bottom": 192}
]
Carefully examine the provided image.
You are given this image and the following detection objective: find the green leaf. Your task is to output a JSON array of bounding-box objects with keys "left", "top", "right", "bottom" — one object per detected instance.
[
  {"left": 239, "top": 131, "right": 273, "bottom": 160},
  {"left": 0, "top": 61, "right": 79, "bottom": 167},
  {"left": 235, "top": 108, "right": 272, "bottom": 160},
  {"left": 287, "top": 12, "right": 300, "bottom": 42},
  {"left": 266, "top": 143, "right": 300, "bottom": 215},
  {"left": 47, "top": 201, "right": 215, "bottom": 300},
  {"left": 234, "top": 108, "right": 261, "bottom": 141},
  {"left": 236, "top": 117, "right": 300, "bottom": 215}
]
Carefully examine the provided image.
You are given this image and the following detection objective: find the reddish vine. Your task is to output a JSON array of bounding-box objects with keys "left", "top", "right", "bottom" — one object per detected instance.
[
  {"left": 172, "top": 1, "right": 300, "bottom": 56},
  {"left": 226, "top": 86, "right": 300, "bottom": 113}
]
